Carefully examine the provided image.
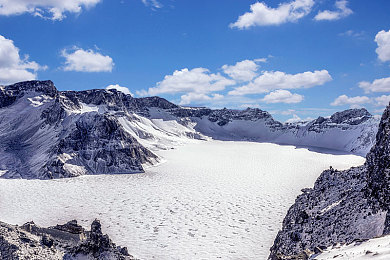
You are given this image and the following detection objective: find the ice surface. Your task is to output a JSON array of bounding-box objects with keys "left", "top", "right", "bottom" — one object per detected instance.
[{"left": 0, "top": 141, "right": 365, "bottom": 259}]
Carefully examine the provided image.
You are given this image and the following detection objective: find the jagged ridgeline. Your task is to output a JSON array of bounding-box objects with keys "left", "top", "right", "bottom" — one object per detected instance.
[
  {"left": 0, "top": 80, "right": 380, "bottom": 179},
  {"left": 269, "top": 104, "right": 390, "bottom": 259}
]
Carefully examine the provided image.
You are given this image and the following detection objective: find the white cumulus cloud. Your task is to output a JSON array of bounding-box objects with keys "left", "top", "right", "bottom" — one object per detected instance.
[
  {"left": 61, "top": 48, "right": 114, "bottom": 72},
  {"left": 375, "top": 95, "right": 390, "bottom": 107},
  {"left": 230, "top": 0, "right": 314, "bottom": 29},
  {"left": 0, "top": 35, "right": 46, "bottom": 85},
  {"left": 315, "top": 0, "right": 352, "bottom": 21},
  {"left": 146, "top": 68, "right": 235, "bottom": 96},
  {"left": 106, "top": 84, "right": 133, "bottom": 96},
  {"left": 0, "top": 0, "right": 101, "bottom": 20},
  {"left": 285, "top": 114, "right": 302, "bottom": 123},
  {"left": 221, "top": 59, "right": 261, "bottom": 82},
  {"left": 229, "top": 70, "right": 332, "bottom": 95},
  {"left": 330, "top": 95, "right": 370, "bottom": 108},
  {"left": 285, "top": 114, "right": 314, "bottom": 123},
  {"left": 375, "top": 30, "right": 390, "bottom": 62},
  {"left": 262, "top": 89, "right": 303, "bottom": 104},
  {"left": 359, "top": 77, "right": 390, "bottom": 93}
]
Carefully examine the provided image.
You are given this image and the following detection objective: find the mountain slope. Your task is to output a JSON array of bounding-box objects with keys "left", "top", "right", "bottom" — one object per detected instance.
[
  {"left": 268, "top": 104, "right": 390, "bottom": 259},
  {"left": 0, "top": 81, "right": 158, "bottom": 179}
]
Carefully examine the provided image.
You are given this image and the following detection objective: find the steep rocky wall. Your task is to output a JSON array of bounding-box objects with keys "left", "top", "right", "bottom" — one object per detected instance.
[{"left": 0, "top": 80, "right": 159, "bottom": 179}]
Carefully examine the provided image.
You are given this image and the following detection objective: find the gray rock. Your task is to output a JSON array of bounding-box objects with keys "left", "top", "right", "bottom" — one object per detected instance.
[{"left": 0, "top": 219, "right": 135, "bottom": 260}]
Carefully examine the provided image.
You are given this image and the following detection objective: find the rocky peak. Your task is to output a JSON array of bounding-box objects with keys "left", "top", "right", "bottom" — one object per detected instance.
[
  {"left": 62, "top": 89, "right": 177, "bottom": 115},
  {"left": 208, "top": 107, "right": 274, "bottom": 126},
  {"left": 312, "top": 116, "right": 327, "bottom": 125},
  {"left": 135, "top": 96, "right": 178, "bottom": 109},
  {"left": 0, "top": 80, "right": 58, "bottom": 109},
  {"left": 330, "top": 108, "right": 372, "bottom": 125},
  {"left": 62, "top": 88, "right": 132, "bottom": 112},
  {"left": 5, "top": 80, "right": 57, "bottom": 97}
]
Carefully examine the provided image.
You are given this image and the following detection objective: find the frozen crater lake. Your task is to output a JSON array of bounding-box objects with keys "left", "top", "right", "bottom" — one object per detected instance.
[{"left": 0, "top": 141, "right": 365, "bottom": 259}]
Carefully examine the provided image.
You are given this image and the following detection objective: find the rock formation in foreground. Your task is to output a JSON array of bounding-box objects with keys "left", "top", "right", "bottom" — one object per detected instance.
[
  {"left": 268, "top": 104, "right": 390, "bottom": 259},
  {"left": 0, "top": 219, "right": 134, "bottom": 260}
]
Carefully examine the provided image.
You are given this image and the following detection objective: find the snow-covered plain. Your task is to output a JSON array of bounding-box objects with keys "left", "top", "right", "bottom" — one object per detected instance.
[{"left": 0, "top": 141, "right": 365, "bottom": 259}]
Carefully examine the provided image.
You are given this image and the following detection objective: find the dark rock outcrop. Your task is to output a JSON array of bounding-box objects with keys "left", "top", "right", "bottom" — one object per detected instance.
[
  {"left": 330, "top": 108, "right": 372, "bottom": 125},
  {"left": 269, "top": 105, "right": 390, "bottom": 259},
  {"left": 0, "top": 219, "right": 134, "bottom": 260},
  {"left": 0, "top": 80, "right": 57, "bottom": 109},
  {"left": 207, "top": 107, "right": 278, "bottom": 126},
  {"left": 366, "top": 106, "right": 390, "bottom": 209},
  {"left": 41, "top": 113, "right": 156, "bottom": 179},
  {"left": 68, "top": 219, "right": 132, "bottom": 259},
  {"left": 308, "top": 108, "right": 374, "bottom": 132}
]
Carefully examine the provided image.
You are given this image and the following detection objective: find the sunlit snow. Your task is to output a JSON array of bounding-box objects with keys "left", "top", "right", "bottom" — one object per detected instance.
[
  {"left": 0, "top": 141, "right": 365, "bottom": 259},
  {"left": 314, "top": 235, "right": 390, "bottom": 259}
]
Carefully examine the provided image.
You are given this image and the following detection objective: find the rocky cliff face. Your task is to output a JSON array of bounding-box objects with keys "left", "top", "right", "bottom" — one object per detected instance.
[
  {"left": 41, "top": 113, "right": 156, "bottom": 179},
  {"left": 0, "top": 80, "right": 159, "bottom": 179},
  {"left": 0, "top": 219, "right": 134, "bottom": 259},
  {"left": 268, "top": 104, "right": 390, "bottom": 259},
  {"left": 366, "top": 106, "right": 390, "bottom": 214}
]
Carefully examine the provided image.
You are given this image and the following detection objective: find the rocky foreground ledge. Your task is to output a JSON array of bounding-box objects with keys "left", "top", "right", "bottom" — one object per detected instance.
[{"left": 0, "top": 219, "right": 135, "bottom": 259}]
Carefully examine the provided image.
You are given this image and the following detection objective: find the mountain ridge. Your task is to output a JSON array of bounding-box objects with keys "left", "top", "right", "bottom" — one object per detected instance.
[{"left": 0, "top": 80, "right": 380, "bottom": 179}]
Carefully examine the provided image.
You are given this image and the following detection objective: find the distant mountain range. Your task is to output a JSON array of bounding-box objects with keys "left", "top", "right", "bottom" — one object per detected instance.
[{"left": 0, "top": 80, "right": 380, "bottom": 179}]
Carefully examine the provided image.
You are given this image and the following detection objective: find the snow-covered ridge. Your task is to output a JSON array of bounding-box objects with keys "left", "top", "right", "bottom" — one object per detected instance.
[{"left": 0, "top": 80, "right": 380, "bottom": 179}]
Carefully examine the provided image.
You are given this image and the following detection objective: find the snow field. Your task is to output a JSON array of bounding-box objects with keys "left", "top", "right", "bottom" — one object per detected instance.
[{"left": 0, "top": 141, "right": 365, "bottom": 259}]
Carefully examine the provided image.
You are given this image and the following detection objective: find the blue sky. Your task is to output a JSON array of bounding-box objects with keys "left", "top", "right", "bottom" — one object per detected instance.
[{"left": 0, "top": 0, "right": 390, "bottom": 122}]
